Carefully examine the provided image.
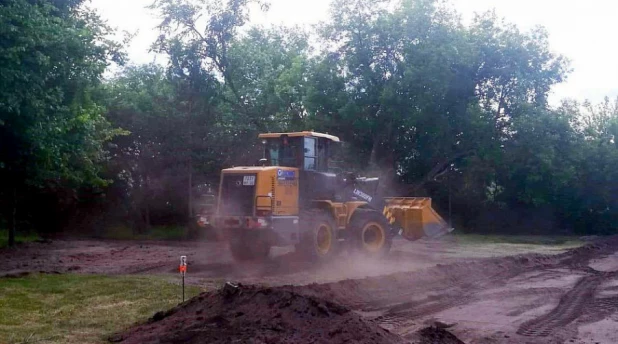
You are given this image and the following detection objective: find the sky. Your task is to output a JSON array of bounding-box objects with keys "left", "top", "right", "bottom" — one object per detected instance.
[{"left": 90, "top": 0, "right": 618, "bottom": 106}]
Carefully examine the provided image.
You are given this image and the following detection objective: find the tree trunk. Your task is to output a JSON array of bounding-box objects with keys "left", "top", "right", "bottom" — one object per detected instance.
[
  {"left": 368, "top": 106, "right": 384, "bottom": 169},
  {"left": 188, "top": 156, "right": 193, "bottom": 219},
  {"left": 368, "top": 136, "right": 380, "bottom": 169},
  {"left": 448, "top": 169, "right": 452, "bottom": 226},
  {"left": 145, "top": 174, "right": 151, "bottom": 230},
  {"left": 8, "top": 186, "right": 16, "bottom": 247},
  {"left": 145, "top": 203, "right": 151, "bottom": 230},
  {"left": 187, "top": 98, "right": 194, "bottom": 220},
  {"left": 141, "top": 174, "right": 151, "bottom": 232}
]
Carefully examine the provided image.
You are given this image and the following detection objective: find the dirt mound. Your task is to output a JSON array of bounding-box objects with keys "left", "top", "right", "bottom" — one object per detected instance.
[
  {"left": 113, "top": 283, "right": 404, "bottom": 344},
  {"left": 415, "top": 327, "right": 465, "bottom": 344},
  {"left": 555, "top": 235, "right": 618, "bottom": 267}
]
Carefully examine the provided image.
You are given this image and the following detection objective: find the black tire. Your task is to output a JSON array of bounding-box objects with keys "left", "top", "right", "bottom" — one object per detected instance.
[
  {"left": 298, "top": 209, "right": 338, "bottom": 261},
  {"left": 229, "top": 233, "right": 270, "bottom": 262},
  {"left": 349, "top": 209, "right": 392, "bottom": 258}
]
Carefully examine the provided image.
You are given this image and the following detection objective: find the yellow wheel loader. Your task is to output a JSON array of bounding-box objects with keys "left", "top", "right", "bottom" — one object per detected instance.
[{"left": 210, "top": 131, "right": 453, "bottom": 261}]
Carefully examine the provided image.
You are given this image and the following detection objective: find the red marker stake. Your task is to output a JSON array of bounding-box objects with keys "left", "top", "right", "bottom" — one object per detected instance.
[{"left": 180, "top": 256, "right": 187, "bottom": 302}]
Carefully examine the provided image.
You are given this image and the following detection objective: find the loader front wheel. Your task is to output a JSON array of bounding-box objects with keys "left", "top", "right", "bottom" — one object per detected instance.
[
  {"left": 350, "top": 209, "right": 392, "bottom": 257},
  {"left": 298, "top": 210, "right": 338, "bottom": 261}
]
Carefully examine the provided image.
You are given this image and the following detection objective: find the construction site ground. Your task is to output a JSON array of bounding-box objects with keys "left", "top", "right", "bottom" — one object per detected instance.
[{"left": 2, "top": 235, "right": 617, "bottom": 343}]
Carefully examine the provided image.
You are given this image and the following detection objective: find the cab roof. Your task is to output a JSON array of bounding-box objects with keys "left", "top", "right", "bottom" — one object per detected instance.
[{"left": 258, "top": 131, "right": 340, "bottom": 142}]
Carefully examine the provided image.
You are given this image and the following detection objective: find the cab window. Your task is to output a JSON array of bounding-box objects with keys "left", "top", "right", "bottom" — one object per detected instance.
[
  {"left": 304, "top": 137, "right": 316, "bottom": 170},
  {"left": 265, "top": 137, "right": 302, "bottom": 168}
]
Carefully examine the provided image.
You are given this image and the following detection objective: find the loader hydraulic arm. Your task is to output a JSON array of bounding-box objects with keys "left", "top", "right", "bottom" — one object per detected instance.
[
  {"left": 342, "top": 174, "right": 453, "bottom": 241},
  {"left": 344, "top": 177, "right": 386, "bottom": 211}
]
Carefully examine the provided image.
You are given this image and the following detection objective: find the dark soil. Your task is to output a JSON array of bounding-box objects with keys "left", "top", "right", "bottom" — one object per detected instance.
[
  {"left": 5, "top": 236, "right": 618, "bottom": 343},
  {"left": 112, "top": 283, "right": 405, "bottom": 344},
  {"left": 416, "top": 327, "right": 466, "bottom": 344},
  {"left": 114, "top": 236, "right": 618, "bottom": 344}
]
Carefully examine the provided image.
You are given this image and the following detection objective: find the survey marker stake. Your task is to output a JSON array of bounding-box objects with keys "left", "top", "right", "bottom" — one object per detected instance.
[{"left": 179, "top": 255, "right": 187, "bottom": 302}]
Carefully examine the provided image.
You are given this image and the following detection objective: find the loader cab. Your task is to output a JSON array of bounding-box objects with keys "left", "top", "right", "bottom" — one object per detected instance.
[
  {"left": 259, "top": 132, "right": 342, "bottom": 207},
  {"left": 259, "top": 132, "right": 340, "bottom": 172}
]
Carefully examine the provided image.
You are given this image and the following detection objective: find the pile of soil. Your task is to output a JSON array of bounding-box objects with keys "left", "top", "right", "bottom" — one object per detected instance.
[
  {"left": 415, "top": 327, "right": 466, "bottom": 344},
  {"left": 114, "top": 239, "right": 618, "bottom": 344},
  {"left": 112, "top": 283, "right": 405, "bottom": 344}
]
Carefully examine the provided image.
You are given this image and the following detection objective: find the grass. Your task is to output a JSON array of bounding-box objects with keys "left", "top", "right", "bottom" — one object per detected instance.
[
  {"left": 453, "top": 233, "right": 584, "bottom": 247},
  {"left": 0, "top": 229, "right": 41, "bottom": 249},
  {"left": 101, "top": 225, "right": 191, "bottom": 241},
  {"left": 0, "top": 274, "right": 202, "bottom": 344},
  {"left": 424, "top": 233, "right": 587, "bottom": 259}
]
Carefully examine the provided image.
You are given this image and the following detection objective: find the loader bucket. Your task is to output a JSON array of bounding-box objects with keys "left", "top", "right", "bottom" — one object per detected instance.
[{"left": 383, "top": 198, "right": 453, "bottom": 241}]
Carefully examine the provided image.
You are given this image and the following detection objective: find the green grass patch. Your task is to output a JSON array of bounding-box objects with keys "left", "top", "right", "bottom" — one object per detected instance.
[
  {"left": 453, "top": 233, "right": 584, "bottom": 247},
  {"left": 0, "top": 274, "right": 202, "bottom": 344},
  {"left": 101, "top": 225, "right": 190, "bottom": 241},
  {"left": 143, "top": 225, "right": 189, "bottom": 240},
  {"left": 0, "top": 229, "right": 41, "bottom": 248}
]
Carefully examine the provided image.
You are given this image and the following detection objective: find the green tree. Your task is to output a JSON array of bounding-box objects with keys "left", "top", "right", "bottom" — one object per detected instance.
[
  {"left": 150, "top": 0, "right": 270, "bottom": 130},
  {"left": 104, "top": 63, "right": 224, "bottom": 229},
  {"left": 0, "top": 0, "right": 124, "bottom": 245},
  {"left": 563, "top": 98, "right": 618, "bottom": 234},
  {"left": 226, "top": 27, "right": 312, "bottom": 131}
]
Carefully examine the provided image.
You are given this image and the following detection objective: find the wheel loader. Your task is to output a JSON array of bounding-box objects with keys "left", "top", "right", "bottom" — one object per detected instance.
[{"left": 206, "top": 131, "right": 453, "bottom": 261}]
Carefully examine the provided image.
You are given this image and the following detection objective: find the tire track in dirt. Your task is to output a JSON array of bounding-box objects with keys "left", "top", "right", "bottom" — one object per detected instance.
[
  {"left": 378, "top": 276, "right": 537, "bottom": 334},
  {"left": 593, "top": 296, "right": 618, "bottom": 312},
  {"left": 295, "top": 255, "right": 558, "bottom": 337},
  {"left": 516, "top": 275, "right": 618, "bottom": 338},
  {"left": 363, "top": 258, "right": 552, "bottom": 334},
  {"left": 391, "top": 239, "right": 618, "bottom": 335},
  {"left": 292, "top": 237, "right": 618, "bottom": 338},
  {"left": 517, "top": 274, "right": 603, "bottom": 337},
  {"left": 373, "top": 295, "right": 471, "bottom": 329}
]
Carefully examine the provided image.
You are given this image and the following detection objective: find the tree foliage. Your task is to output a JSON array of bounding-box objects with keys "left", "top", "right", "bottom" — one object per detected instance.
[
  {"left": 0, "top": 0, "right": 125, "bottom": 244},
  {"left": 3, "top": 0, "right": 618, "bottom": 240}
]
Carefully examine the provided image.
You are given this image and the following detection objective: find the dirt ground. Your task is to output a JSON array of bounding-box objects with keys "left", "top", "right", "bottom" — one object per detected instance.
[{"left": 2, "top": 236, "right": 617, "bottom": 343}]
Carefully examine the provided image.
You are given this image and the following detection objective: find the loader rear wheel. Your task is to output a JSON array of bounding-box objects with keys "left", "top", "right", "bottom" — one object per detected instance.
[
  {"left": 350, "top": 209, "right": 392, "bottom": 257},
  {"left": 229, "top": 233, "right": 270, "bottom": 262},
  {"left": 298, "top": 210, "right": 338, "bottom": 261}
]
